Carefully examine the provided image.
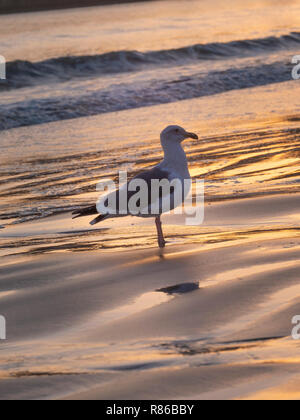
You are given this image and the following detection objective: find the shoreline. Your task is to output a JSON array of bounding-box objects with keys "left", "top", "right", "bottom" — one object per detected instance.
[{"left": 0, "top": 0, "right": 155, "bottom": 15}]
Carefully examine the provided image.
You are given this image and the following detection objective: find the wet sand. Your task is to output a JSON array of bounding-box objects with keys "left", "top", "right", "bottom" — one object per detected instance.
[{"left": 0, "top": 192, "right": 300, "bottom": 400}]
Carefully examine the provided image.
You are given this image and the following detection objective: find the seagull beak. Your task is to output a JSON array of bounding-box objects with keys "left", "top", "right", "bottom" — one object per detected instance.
[{"left": 186, "top": 132, "right": 199, "bottom": 140}]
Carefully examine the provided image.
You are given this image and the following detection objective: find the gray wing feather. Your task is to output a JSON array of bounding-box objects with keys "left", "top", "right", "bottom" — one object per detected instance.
[
  {"left": 73, "top": 166, "right": 174, "bottom": 222},
  {"left": 103, "top": 167, "right": 171, "bottom": 213}
]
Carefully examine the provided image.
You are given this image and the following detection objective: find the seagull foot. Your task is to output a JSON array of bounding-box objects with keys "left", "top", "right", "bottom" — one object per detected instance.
[
  {"left": 158, "top": 238, "right": 166, "bottom": 249},
  {"left": 155, "top": 216, "right": 166, "bottom": 249}
]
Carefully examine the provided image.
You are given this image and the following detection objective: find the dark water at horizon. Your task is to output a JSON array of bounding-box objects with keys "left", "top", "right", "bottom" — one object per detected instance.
[{"left": 0, "top": 0, "right": 152, "bottom": 14}]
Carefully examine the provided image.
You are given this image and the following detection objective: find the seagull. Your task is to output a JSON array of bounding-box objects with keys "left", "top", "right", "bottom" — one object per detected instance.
[{"left": 72, "top": 125, "right": 198, "bottom": 248}]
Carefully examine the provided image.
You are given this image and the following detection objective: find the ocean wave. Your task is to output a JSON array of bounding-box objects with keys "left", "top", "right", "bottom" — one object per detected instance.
[
  {"left": 0, "top": 61, "right": 293, "bottom": 131},
  {"left": 1, "top": 32, "right": 300, "bottom": 91}
]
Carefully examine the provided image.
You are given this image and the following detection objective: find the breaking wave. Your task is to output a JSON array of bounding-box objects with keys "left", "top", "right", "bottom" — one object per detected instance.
[
  {"left": 0, "top": 60, "right": 293, "bottom": 131},
  {"left": 1, "top": 32, "right": 300, "bottom": 91}
]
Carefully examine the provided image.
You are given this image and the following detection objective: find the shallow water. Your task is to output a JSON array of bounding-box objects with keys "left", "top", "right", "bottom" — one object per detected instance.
[{"left": 1, "top": 81, "right": 300, "bottom": 241}]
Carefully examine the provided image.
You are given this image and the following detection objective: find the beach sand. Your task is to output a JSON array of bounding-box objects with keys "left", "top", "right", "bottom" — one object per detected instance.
[{"left": 0, "top": 192, "right": 300, "bottom": 400}]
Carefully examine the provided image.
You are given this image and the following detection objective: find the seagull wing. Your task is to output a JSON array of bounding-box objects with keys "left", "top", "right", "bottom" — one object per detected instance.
[
  {"left": 72, "top": 166, "right": 171, "bottom": 223},
  {"left": 99, "top": 166, "right": 172, "bottom": 216}
]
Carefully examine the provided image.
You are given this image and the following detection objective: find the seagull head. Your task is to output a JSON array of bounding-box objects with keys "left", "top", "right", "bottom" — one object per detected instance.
[{"left": 160, "top": 125, "right": 198, "bottom": 145}]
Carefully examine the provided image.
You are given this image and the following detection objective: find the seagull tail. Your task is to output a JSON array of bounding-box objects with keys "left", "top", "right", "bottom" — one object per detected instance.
[
  {"left": 72, "top": 205, "right": 98, "bottom": 219},
  {"left": 90, "top": 214, "right": 108, "bottom": 225},
  {"left": 72, "top": 205, "right": 108, "bottom": 225}
]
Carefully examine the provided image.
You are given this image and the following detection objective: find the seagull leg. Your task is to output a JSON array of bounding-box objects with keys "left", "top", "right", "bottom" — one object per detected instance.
[{"left": 155, "top": 216, "right": 166, "bottom": 248}]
